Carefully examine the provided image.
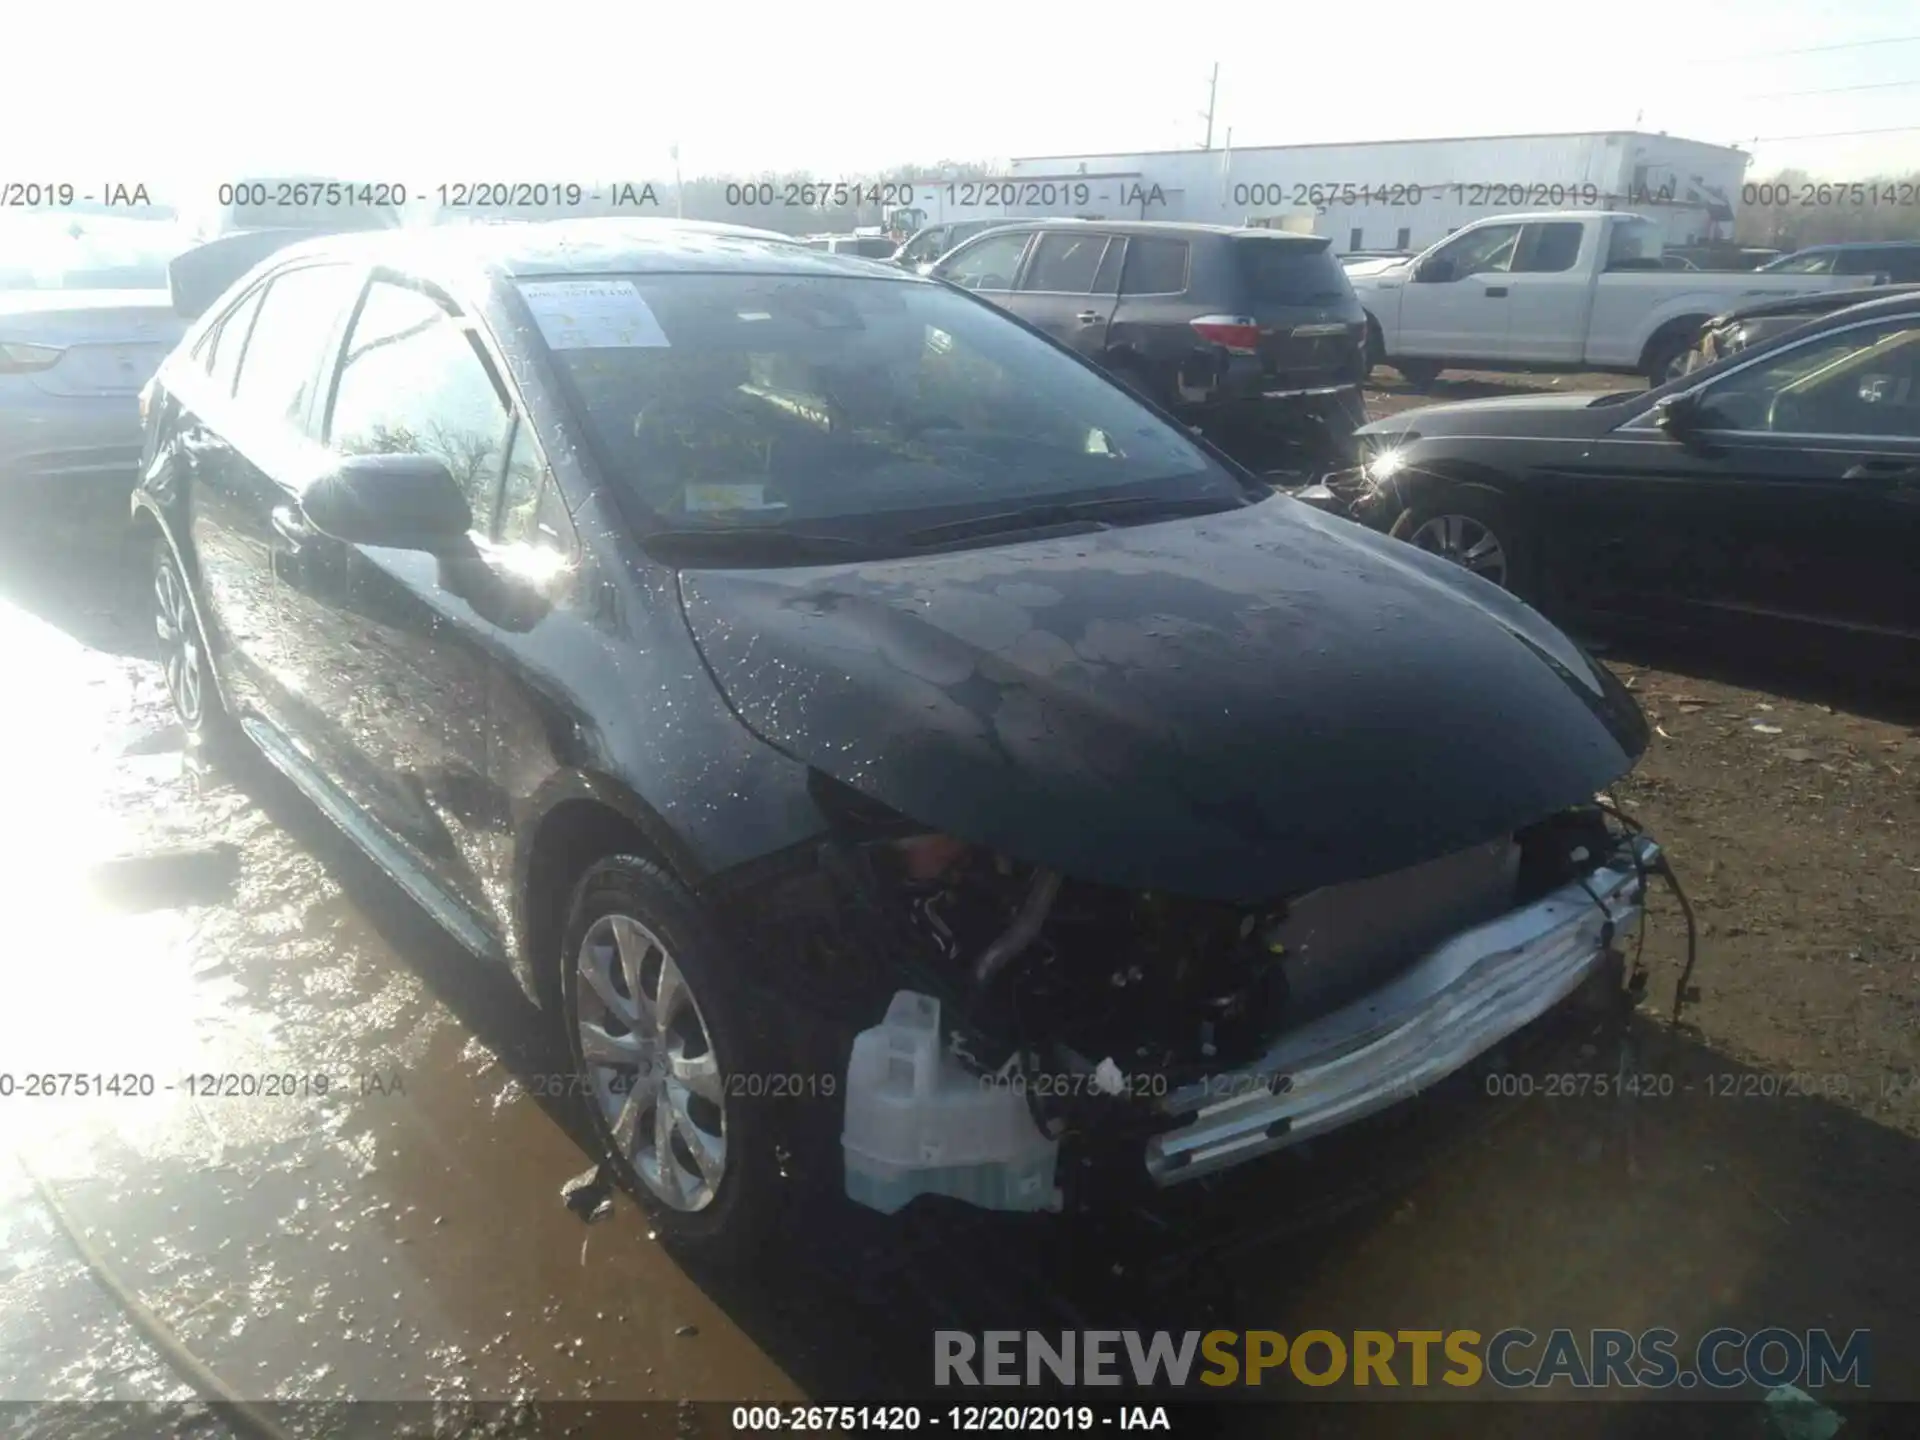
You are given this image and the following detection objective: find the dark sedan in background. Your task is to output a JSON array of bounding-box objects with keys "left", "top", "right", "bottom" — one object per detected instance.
[
  {"left": 1760, "top": 241, "right": 1920, "bottom": 284},
  {"left": 133, "top": 217, "right": 1657, "bottom": 1256},
  {"left": 1332, "top": 290, "right": 1920, "bottom": 661}
]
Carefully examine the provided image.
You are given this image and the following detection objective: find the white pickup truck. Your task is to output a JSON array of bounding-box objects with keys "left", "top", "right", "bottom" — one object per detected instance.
[{"left": 1346, "top": 210, "right": 1866, "bottom": 386}]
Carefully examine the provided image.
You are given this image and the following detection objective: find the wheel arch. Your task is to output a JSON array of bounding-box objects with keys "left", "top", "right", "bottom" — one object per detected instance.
[
  {"left": 1383, "top": 454, "right": 1523, "bottom": 516},
  {"left": 512, "top": 777, "right": 702, "bottom": 1011},
  {"left": 1637, "top": 313, "right": 1713, "bottom": 375}
]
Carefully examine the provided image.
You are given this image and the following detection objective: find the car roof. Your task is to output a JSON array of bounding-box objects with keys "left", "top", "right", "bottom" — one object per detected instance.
[
  {"left": 1774, "top": 287, "right": 1920, "bottom": 328},
  {"left": 982, "top": 218, "right": 1318, "bottom": 240},
  {"left": 1723, "top": 282, "right": 1920, "bottom": 322},
  {"left": 250, "top": 218, "right": 916, "bottom": 282}
]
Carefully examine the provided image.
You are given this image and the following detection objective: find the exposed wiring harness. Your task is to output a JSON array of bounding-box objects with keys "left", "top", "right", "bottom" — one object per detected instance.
[{"left": 1598, "top": 794, "right": 1701, "bottom": 1025}]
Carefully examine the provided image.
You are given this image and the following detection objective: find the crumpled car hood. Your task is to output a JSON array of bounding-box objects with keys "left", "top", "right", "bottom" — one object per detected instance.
[{"left": 676, "top": 497, "right": 1648, "bottom": 902}]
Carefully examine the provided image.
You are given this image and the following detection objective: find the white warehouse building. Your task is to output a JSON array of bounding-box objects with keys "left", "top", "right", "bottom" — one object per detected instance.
[{"left": 913, "top": 131, "right": 1747, "bottom": 254}]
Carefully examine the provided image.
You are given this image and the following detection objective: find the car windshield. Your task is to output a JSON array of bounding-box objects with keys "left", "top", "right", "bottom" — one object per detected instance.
[
  {"left": 0, "top": 216, "right": 192, "bottom": 291},
  {"left": 528, "top": 272, "right": 1241, "bottom": 541},
  {"left": 1232, "top": 236, "right": 1352, "bottom": 304}
]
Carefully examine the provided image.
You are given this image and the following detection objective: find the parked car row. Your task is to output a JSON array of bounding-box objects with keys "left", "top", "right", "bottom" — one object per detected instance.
[{"left": 131, "top": 216, "right": 1665, "bottom": 1255}]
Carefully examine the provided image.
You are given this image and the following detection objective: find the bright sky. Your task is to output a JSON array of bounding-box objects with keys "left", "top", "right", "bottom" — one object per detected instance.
[{"left": 9, "top": 0, "right": 1918, "bottom": 191}]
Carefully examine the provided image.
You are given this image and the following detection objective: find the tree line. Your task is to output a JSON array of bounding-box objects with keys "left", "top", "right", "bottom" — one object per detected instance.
[{"left": 1733, "top": 170, "right": 1920, "bottom": 248}]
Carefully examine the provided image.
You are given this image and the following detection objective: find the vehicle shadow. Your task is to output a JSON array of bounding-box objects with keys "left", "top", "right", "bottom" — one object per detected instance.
[
  {"left": 1589, "top": 626, "right": 1920, "bottom": 730},
  {"left": 0, "top": 498, "right": 150, "bottom": 661}
]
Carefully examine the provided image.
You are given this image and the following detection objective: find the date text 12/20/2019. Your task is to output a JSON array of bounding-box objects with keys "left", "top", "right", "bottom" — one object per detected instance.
[
  {"left": 0, "top": 1071, "right": 406, "bottom": 1099},
  {"left": 729, "top": 1405, "right": 1173, "bottom": 1432}
]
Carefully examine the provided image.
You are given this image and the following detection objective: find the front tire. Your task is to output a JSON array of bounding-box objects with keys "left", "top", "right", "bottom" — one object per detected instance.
[
  {"left": 1390, "top": 485, "right": 1531, "bottom": 597},
  {"left": 559, "top": 854, "right": 781, "bottom": 1259}
]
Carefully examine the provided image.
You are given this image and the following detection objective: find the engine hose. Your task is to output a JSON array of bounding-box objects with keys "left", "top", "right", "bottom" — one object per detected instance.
[{"left": 12, "top": 1148, "right": 297, "bottom": 1440}]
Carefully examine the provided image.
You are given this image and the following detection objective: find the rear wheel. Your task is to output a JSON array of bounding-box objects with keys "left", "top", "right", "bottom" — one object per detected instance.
[
  {"left": 1393, "top": 358, "right": 1444, "bottom": 389},
  {"left": 153, "top": 541, "right": 235, "bottom": 754},
  {"left": 559, "top": 854, "right": 782, "bottom": 1259},
  {"left": 1104, "top": 353, "right": 1164, "bottom": 406},
  {"left": 1642, "top": 327, "right": 1703, "bottom": 387}
]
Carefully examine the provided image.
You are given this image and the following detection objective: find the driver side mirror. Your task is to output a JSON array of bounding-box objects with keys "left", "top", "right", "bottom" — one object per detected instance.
[
  {"left": 301, "top": 453, "right": 474, "bottom": 554},
  {"left": 1653, "top": 389, "right": 1706, "bottom": 437},
  {"left": 1414, "top": 256, "right": 1456, "bottom": 283}
]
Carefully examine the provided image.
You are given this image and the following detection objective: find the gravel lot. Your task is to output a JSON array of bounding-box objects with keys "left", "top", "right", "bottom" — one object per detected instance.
[{"left": 1362, "top": 364, "right": 1920, "bottom": 1141}]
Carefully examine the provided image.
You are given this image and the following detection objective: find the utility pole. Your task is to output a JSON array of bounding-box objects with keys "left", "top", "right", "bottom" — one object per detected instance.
[
  {"left": 1200, "top": 64, "right": 1219, "bottom": 150},
  {"left": 671, "top": 143, "right": 684, "bottom": 217}
]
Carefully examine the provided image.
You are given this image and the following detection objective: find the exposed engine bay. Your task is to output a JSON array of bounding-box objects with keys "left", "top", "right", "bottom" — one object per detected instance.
[{"left": 718, "top": 772, "right": 1679, "bottom": 1214}]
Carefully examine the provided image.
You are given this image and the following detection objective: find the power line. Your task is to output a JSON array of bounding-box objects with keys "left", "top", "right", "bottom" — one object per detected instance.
[
  {"left": 1746, "top": 78, "right": 1920, "bottom": 98},
  {"left": 1740, "top": 123, "right": 1920, "bottom": 142},
  {"left": 1734, "top": 32, "right": 1920, "bottom": 58}
]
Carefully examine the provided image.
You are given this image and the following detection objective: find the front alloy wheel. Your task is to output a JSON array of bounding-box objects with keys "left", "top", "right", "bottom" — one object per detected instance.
[
  {"left": 575, "top": 912, "right": 728, "bottom": 1212},
  {"left": 558, "top": 854, "right": 779, "bottom": 1257},
  {"left": 1405, "top": 512, "right": 1510, "bottom": 588}
]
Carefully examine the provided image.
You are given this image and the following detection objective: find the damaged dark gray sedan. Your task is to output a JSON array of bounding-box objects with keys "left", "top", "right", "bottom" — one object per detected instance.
[{"left": 135, "top": 220, "right": 1665, "bottom": 1256}]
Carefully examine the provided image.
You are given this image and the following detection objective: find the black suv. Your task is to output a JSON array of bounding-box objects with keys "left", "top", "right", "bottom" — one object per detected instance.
[{"left": 930, "top": 219, "right": 1369, "bottom": 474}]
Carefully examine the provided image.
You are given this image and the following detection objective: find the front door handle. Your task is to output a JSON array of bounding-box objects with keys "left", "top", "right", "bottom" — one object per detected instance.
[
  {"left": 1843, "top": 460, "right": 1920, "bottom": 482},
  {"left": 1076, "top": 310, "right": 1101, "bottom": 324},
  {"left": 1483, "top": 286, "right": 1509, "bottom": 298}
]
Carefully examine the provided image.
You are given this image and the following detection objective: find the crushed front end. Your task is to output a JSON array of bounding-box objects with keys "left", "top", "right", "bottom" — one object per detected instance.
[{"left": 721, "top": 783, "right": 1663, "bottom": 1216}]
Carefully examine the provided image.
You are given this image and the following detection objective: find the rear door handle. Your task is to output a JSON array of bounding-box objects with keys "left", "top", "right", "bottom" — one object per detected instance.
[
  {"left": 1483, "top": 287, "right": 1509, "bottom": 298},
  {"left": 1076, "top": 310, "right": 1101, "bottom": 324}
]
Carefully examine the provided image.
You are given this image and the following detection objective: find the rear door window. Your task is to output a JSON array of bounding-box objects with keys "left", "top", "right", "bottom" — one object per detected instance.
[
  {"left": 1852, "top": 248, "right": 1920, "bottom": 282},
  {"left": 1020, "top": 233, "right": 1110, "bottom": 293},
  {"left": 1120, "top": 237, "right": 1189, "bottom": 295},
  {"left": 1513, "top": 222, "right": 1584, "bottom": 274},
  {"left": 231, "top": 264, "right": 361, "bottom": 427},
  {"left": 1230, "top": 238, "right": 1352, "bottom": 302}
]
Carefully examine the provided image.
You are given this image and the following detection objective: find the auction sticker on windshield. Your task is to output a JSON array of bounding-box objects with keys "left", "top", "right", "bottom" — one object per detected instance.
[{"left": 519, "top": 279, "right": 669, "bottom": 349}]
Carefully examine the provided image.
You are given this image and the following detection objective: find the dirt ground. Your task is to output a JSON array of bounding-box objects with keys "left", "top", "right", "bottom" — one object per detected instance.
[
  {"left": 1, "top": 373, "right": 1917, "bottom": 1437},
  {"left": 1367, "top": 364, "right": 1920, "bottom": 1135}
]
